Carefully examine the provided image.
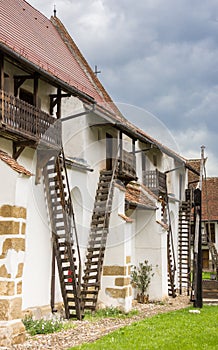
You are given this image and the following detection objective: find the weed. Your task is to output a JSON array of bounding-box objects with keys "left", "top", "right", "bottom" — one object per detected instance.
[{"left": 22, "top": 315, "right": 72, "bottom": 336}]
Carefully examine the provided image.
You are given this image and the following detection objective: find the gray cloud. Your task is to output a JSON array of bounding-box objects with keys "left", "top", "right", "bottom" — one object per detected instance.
[{"left": 28, "top": 0, "right": 218, "bottom": 175}]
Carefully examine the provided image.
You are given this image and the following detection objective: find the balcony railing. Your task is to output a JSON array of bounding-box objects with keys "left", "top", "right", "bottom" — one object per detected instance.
[
  {"left": 0, "top": 90, "right": 61, "bottom": 147},
  {"left": 143, "top": 169, "right": 167, "bottom": 194},
  {"left": 118, "top": 149, "right": 136, "bottom": 180}
]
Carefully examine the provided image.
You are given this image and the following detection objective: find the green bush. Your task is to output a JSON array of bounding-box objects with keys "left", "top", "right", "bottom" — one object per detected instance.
[{"left": 130, "top": 260, "right": 154, "bottom": 295}]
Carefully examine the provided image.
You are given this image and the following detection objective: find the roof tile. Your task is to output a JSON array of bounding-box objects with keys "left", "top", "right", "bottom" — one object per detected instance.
[
  {"left": 125, "top": 182, "right": 157, "bottom": 209},
  {"left": 202, "top": 177, "right": 218, "bottom": 221},
  {"left": 0, "top": 150, "right": 32, "bottom": 176}
]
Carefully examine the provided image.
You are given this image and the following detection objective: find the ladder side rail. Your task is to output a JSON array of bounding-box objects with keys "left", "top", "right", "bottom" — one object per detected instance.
[
  {"left": 97, "top": 145, "right": 120, "bottom": 281},
  {"left": 60, "top": 148, "right": 82, "bottom": 290}
]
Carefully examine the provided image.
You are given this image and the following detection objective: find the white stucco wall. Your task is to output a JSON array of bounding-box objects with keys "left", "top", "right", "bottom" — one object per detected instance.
[{"left": 133, "top": 209, "right": 168, "bottom": 300}]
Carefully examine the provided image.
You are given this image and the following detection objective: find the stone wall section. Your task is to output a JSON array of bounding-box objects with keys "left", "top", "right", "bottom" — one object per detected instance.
[
  {"left": 102, "top": 255, "right": 132, "bottom": 311},
  {"left": 0, "top": 205, "right": 26, "bottom": 346}
]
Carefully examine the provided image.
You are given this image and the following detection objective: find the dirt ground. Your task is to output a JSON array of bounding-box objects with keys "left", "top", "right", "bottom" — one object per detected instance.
[{"left": 7, "top": 296, "right": 191, "bottom": 350}]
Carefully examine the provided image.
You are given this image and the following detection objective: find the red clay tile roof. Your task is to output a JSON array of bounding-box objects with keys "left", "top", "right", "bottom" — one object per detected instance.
[
  {"left": 51, "top": 16, "right": 122, "bottom": 117},
  {"left": 125, "top": 182, "right": 157, "bottom": 209},
  {"left": 0, "top": 150, "right": 32, "bottom": 176},
  {"left": 0, "top": 0, "right": 105, "bottom": 103},
  {"left": 187, "top": 159, "right": 202, "bottom": 187},
  {"left": 202, "top": 177, "right": 218, "bottom": 221}
]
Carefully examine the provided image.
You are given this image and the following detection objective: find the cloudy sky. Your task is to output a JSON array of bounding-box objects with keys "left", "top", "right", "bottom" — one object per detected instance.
[{"left": 28, "top": 0, "right": 218, "bottom": 176}]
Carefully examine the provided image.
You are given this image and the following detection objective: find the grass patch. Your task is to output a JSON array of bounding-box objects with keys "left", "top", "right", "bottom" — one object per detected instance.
[
  {"left": 202, "top": 271, "right": 214, "bottom": 280},
  {"left": 84, "top": 306, "right": 138, "bottom": 320},
  {"left": 70, "top": 306, "right": 218, "bottom": 350}
]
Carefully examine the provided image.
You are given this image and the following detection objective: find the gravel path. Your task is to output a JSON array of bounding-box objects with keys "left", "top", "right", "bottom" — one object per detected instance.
[{"left": 7, "top": 296, "right": 191, "bottom": 350}]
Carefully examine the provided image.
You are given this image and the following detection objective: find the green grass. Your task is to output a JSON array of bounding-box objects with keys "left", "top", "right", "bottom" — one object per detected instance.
[
  {"left": 202, "top": 271, "right": 215, "bottom": 280},
  {"left": 69, "top": 306, "right": 218, "bottom": 350},
  {"left": 84, "top": 306, "right": 138, "bottom": 320}
]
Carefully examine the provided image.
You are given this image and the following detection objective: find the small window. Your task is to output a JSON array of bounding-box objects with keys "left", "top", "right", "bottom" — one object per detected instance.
[{"left": 19, "top": 88, "right": 34, "bottom": 105}]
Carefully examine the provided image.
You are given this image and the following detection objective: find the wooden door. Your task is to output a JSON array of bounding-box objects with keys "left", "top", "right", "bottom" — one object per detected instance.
[{"left": 202, "top": 250, "right": 209, "bottom": 269}]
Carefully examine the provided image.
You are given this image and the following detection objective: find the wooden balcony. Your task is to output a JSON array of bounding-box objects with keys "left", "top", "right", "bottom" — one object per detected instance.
[
  {"left": 0, "top": 89, "right": 61, "bottom": 148},
  {"left": 143, "top": 169, "right": 167, "bottom": 195},
  {"left": 118, "top": 149, "right": 137, "bottom": 183}
]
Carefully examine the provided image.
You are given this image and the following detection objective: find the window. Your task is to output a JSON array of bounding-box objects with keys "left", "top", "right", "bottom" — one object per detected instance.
[{"left": 205, "top": 223, "right": 216, "bottom": 243}]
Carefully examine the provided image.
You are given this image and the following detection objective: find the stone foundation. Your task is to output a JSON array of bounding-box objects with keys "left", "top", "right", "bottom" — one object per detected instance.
[
  {"left": 0, "top": 205, "right": 26, "bottom": 346},
  {"left": 0, "top": 320, "right": 25, "bottom": 347}
]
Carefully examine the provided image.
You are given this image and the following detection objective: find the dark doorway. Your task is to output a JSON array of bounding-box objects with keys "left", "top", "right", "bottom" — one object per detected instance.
[
  {"left": 106, "top": 133, "right": 113, "bottom": 170},
  {"left": 19, "top": 88, "right": 34, "bottom": 105}
]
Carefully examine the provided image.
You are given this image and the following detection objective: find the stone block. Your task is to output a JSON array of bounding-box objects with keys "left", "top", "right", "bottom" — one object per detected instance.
[
  {"left": 115, "top": 277, "right": 130, "bottom": 287},
  {"left": 106, "top": 287, "right": 129, "bottom": 299},
  {"left": 0, "top": 221, "right": 20, "bottom": 235},
  {"left": 103, "top": 265, "right": 127, "bottom": 276},
  {"left": 126, "top": 256, "right": 131, "bottom": 264},
  {"left": 17, "top": 281, "right": 22, "bottom": 295},
  {"left": 0, "top": 298, "right": 22, "bottom": 320},
  {"left": 0, "top": 281, "right": 15, "bottom": 296},
  {"left": 0, "top": 238, "right": 25, "bottom": 259},
  {"left": 0, "top": 320, "right": 25, "bottom": 346},
  {"left": 16, "top": 263, "right": 24, "bottom": 278},
  {"left": 21, "top": 222, "right": 26, "bottom": 235},
  {"left": 0, "top": 205, "right": 26, "bottom": 219},
  {"left": 0, "top": 264, "right": 11, "bottom": 278}
]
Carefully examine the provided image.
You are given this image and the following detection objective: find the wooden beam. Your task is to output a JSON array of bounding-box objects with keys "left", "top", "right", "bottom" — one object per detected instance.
[
  {"left": 49, "top": 93, "right": 71, "bottom": 98},
  {"left": 132, "top": 139, "right": 136, "bottom": 169},
  {"left": 119, "top": 131, "right": 123, "bottom": 173},
  {"left": 14, "top": 75, "right": 35, "bottom": 97},
  {"left": 50, "top": 243, "right": 56, "bottom": 313},
  {"left": 50, "top": 96, "right": 57, "bottom": 115},
  {"left": 13, "top": 144, "right": 25, "bottom": 160},
  {"left": 56, "top": 87, "right": 61, "bottom": 119},
  {"left": 0, "top": 52, "right": 4, "bottom": 90},
  {"left": 33, "top": 73, "right": 39, "bottom": 107},
  {"left": 13, "top": 140, "right": 36, "bottom": 160}
]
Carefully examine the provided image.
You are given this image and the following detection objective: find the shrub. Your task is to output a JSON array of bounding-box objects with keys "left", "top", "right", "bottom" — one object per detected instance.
[{"left": 130, "top": 260, "right": 154, "bottom": 296}]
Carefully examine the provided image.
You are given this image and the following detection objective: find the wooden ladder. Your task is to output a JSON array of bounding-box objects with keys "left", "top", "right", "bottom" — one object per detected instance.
[
  {"left": 81, "top": 169, "right": 115, "bottom": 311},
  {"left": 43, "top": 149, "right": 82, "bottom": 319},
  {"left": 178, "top": 201, "right": 191, "bottom": 295},
  {"left": 207, "top": 241, "right": 218, "bottom": 279}
]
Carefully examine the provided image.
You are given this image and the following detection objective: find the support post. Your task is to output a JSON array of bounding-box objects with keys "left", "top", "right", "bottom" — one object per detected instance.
[
  {"left": 119, "top": 131, "right": 123, "bottom": 174},
  {"left": 193, "top": 188, "right": 202, "bottom": 308},
  {"left": 0, "top": 52, "right": 4, "bottom": 90},
  {"left": 50, "top": 242, "right": 56, "bottom": 313},
  {"left": 192, "top": 145, "right": 204, "bottom": 308}
]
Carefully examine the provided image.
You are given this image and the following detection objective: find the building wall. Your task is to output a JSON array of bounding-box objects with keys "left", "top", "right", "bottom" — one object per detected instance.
[
  {"left": 134, "top": 209, "right": 168, "bottom": 300},
  {"left": 99, "top": 185, "right": 133, "bottom": 312}
]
